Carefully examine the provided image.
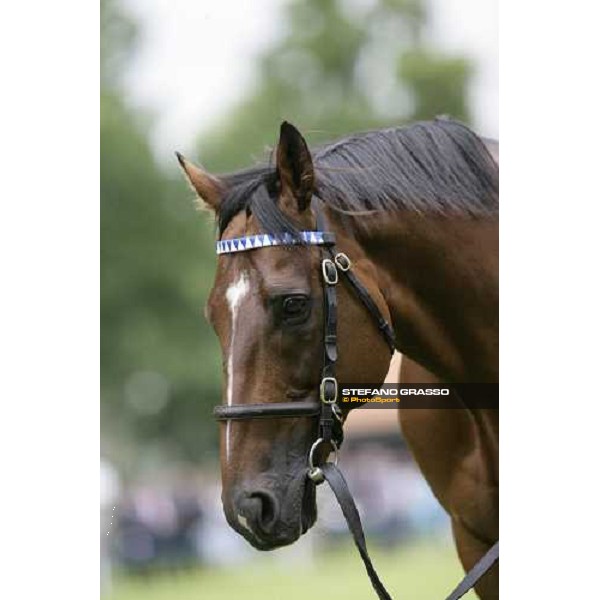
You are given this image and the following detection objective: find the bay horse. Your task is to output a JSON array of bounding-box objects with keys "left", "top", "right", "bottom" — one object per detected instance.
[{"left": 177, "top": 118, "right": 498, "bottom": 599}]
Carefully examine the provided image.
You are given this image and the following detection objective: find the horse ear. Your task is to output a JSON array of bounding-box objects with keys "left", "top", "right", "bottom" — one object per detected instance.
[
  {"left": 176, "top": 152, "right": 223, "bottom": 211},
  {"left": 276, "top": 121, "right": 314, "bottom": 212}
]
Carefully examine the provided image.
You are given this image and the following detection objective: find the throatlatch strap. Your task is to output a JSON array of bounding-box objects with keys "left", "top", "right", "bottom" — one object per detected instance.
[
  {"left": 337, "top": 265, "right": 396, "bottom": 354},
  {"left": 313, "top": 198, "right": 395, "bottom": 356},
  {"left": 320, "top": 463, "right": 498, "bottom": 600}
]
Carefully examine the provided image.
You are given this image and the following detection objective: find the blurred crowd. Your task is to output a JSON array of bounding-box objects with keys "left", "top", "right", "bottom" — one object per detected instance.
[{"left": 101, "top": 440, "right": 448, "bottom": 583}]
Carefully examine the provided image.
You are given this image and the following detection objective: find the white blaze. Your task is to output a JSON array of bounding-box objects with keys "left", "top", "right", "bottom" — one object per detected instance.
[{"left": 224, "top": 272, "right": 250, "bottom": 461}]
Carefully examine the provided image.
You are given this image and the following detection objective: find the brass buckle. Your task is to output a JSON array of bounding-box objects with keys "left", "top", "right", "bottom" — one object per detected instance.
[
  {"left": 320, "top": 376, "right": 338, "bottom": 404},
  {"left": 321, "top": 259, "right": 338, "bottom": 285},
  {"left": 334, "top": 252, "right": 352, "bottom": 272}
]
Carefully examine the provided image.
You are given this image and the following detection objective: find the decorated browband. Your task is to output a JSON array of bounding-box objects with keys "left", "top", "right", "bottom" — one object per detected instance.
[{"left": 216, "top": 231, "right": 335, "bottom": 255}]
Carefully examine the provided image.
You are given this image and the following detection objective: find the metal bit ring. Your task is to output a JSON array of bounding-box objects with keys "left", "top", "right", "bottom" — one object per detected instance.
[{"left": 308, "top": 437, "right": 339, "bottom": 470}]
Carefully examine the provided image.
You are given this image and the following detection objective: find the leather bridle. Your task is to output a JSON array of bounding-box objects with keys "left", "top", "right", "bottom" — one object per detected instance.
[
  {"left": 214, "top": 201, "right": 396, "bottom": 460},
  {"left": 212, "top": 200, "right": 498, "bottom": 600}
]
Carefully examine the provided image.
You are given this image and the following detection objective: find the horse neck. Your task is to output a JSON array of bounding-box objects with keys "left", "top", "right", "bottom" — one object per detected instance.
[{"left": 337, "top": 210, "right": 498, "bottom": 383}]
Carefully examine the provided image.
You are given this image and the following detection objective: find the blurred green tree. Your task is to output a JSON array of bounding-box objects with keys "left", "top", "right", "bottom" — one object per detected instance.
[
  {"left": 197, "top": 0, "right": 472, "bottom": 171},
  {"left": 101, "top": 0, "right": 220, "bottom": 476}
]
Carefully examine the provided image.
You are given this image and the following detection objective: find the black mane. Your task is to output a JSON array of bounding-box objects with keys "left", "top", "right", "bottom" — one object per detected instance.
[{"left": 217, "top": 119, "right": 498, "bottom": 238}]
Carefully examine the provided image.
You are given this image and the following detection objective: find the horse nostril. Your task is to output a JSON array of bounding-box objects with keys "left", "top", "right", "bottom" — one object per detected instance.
[{"left": 248, "top": 490, "right": 279, "bottom": 530}]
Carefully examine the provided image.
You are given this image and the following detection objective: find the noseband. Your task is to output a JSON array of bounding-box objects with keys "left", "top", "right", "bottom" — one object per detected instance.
[{"left": 211, "top": 201, "right": 498, "bottom": 600}]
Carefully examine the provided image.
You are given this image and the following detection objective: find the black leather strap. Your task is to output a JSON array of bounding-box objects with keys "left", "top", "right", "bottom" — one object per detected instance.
[
  {"left": 314, "top": 199, "right": 396, "bottom": 356},
  {"left": 321, "top": 463, "right": 393, "bottom": 600},
  {"left": 444, "top": 541, "right": 499, "bottom": 600},
  {"left": 320, "top": 462, "right": 499, "bottom": 600},
  {"left": 213, "top": 401, "right": 320, "bottom": 420},
  {"left": 337, "top": 264, "right": 396, "bottom": 354},
  {"left": 316, "top": 204, "right": 339, "bottom": 445}
]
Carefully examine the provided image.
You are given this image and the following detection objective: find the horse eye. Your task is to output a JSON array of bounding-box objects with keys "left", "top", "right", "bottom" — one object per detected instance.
[
  {"left": 283, "top": 296, "right": 307, "bottom": 315},
  {"left": 277, "top": 294, "right": 311, "bottom": 325}
]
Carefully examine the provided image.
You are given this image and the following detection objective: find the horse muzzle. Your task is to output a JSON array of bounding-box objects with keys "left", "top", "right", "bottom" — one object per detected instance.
[{"left": 225, "top": 473, "right": 317, "bottom": 550}]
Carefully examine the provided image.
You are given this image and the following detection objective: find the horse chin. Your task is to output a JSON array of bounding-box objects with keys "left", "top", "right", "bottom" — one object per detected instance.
[
  {"left": 280, "top": 470, "right": 317, "bottom": 539},
  {"left": 300, "top": 477, "right": 318, "bottom": 534},
  {"left": 259, "top": 474, "right": 318, "bottom": 551}
]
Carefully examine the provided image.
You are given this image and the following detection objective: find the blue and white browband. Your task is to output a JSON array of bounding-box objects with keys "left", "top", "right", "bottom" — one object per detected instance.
[{"left": 216, "top": 231, "right": 335, "bottom": 255}]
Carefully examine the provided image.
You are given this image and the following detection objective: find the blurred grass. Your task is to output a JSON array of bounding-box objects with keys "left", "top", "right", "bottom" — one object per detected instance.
[{"left": 107, "top": 538, "right": 477, "bottom": 600}]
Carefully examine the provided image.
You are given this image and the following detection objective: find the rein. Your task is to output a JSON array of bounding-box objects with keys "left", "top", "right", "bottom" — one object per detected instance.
[{"left": 212, "top": 200, "right": 498, "bottom": 599}]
